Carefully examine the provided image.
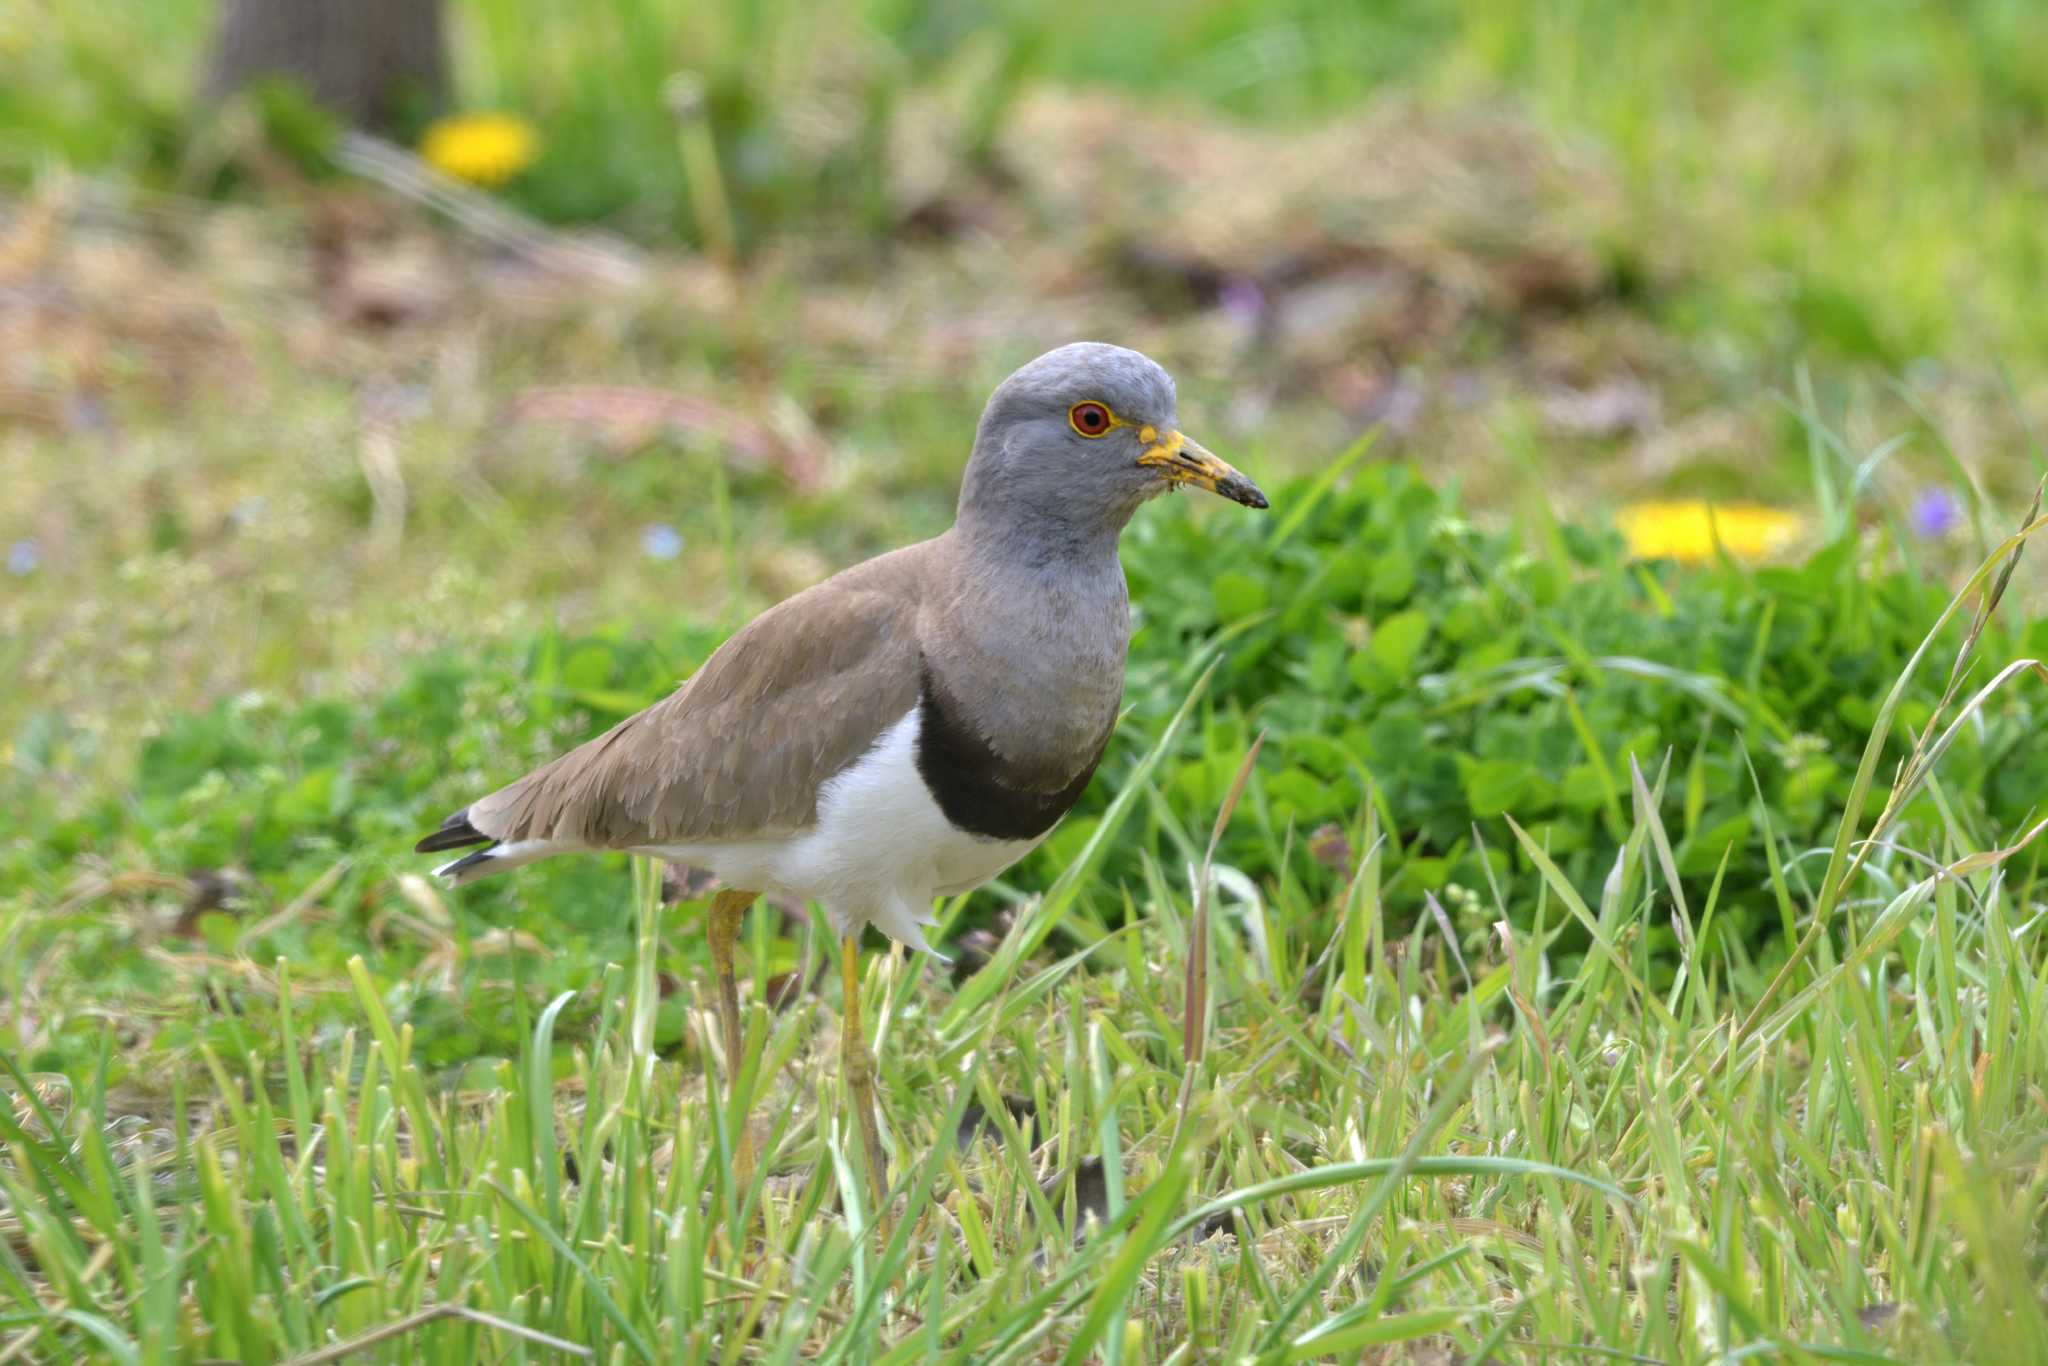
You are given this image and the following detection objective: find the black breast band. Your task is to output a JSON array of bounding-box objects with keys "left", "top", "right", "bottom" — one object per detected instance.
[{"left": 913, "top": 663, "right": 1109, "bottom": 841}]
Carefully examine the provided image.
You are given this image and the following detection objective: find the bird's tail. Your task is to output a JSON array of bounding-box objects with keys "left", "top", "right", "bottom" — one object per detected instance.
[
  {"left": 414, "top": 806, "right": 565, "bottom": 885},
  {"left": 415, "top": 807, "right": 489, "bottom": 853},
  {"left": 433, "top": 839, "right": 566, "bottom": 885}
]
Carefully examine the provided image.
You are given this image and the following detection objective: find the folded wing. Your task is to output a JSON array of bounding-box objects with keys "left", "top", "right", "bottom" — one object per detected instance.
[{"left": 429, "top": 566, "right": 924, "bottom": 857}]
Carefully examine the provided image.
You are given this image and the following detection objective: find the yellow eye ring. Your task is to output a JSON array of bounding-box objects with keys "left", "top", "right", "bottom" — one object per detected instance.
[{"left": 1068, "top": 401, "right": 1116, "bottom": 437}]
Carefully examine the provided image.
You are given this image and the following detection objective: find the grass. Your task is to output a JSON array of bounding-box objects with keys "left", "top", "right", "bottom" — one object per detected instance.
[
  {"left": 4, "top": 461, "right": 2045, "bottom": 1359},
  {"left": 7, "top": 0, "right": 2048, "bottom": 1358},
  {"left": 12, "top": 452, "right": 2042, "bottom": 1066},
  {"left": 5, "top": 597, "right": 2047, "bottom": 1358}
]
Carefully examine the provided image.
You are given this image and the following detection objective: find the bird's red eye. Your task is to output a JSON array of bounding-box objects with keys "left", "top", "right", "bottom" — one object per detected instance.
[{"left": 1069, "top": 402, "right": 1113, "bottom": 437}]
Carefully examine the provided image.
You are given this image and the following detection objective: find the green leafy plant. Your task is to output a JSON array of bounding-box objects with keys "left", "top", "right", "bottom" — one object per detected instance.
[
  {"left": 3, "top": 547, "right": 2044, "bottom": 1355},
  {"left": 9, "top": 461, "right": 2042, "bottom": 1082},
  {"left": 1106, "top": 462, "right": 2043, "bottom": 975}
]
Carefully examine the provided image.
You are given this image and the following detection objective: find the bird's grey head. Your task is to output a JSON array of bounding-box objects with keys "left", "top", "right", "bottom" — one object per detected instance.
[{"left": 956, "top": 342, "right": 1267, "bottom": 558}]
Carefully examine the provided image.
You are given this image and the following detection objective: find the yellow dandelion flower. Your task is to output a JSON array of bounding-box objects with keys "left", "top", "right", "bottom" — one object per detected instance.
[
  {"left": 418, "top": 112, "right": 539, "bottom": 188},
  {"left": 1617, "top": 500, "right": 1806, "bottom": 564}
]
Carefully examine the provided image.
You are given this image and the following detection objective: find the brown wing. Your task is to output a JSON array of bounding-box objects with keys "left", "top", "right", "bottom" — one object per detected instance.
[{"left": 464, "top": 561, "right": 924, "bottom": 848}]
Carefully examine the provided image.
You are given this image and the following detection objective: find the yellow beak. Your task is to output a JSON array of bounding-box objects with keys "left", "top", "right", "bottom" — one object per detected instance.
[{"left": 1136, "top": 430, "right": 1268, "bottom": 509}]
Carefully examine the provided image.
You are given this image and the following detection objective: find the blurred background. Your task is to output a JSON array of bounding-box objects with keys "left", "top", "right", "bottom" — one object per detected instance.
[
  {"left": 7, "top": 0, "right": 2046, "bottom": 772},
  {"left": 7, "top": 1, "right": 2048, "bottom": 1051}
]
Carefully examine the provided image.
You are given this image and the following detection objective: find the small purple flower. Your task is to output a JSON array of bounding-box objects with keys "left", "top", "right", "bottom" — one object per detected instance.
[
  {"left": 640, "top": 523, "right": 684, "bottom": 561},
  {"left": 1218, "top": 276, "right": 1266, "bottom": 330},
  {"left": 6, "top": 539, "right": 38, "bottom": 576},
  {"left": 1909, "top": 486, "right": 1961, "bottom": 540}
]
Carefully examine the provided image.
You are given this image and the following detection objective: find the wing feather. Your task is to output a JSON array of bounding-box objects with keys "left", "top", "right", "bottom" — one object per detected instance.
[{"left": 466, "top": 563, "right": 924, "bottom": 848}]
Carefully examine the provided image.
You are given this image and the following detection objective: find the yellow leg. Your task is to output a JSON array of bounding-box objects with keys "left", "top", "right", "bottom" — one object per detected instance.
[
  {"left": 706, "top": 887, "right": 757, "bottom": 1184},
  {"left": 840, "top": 933, "right": 890, "bottom": 1215}
]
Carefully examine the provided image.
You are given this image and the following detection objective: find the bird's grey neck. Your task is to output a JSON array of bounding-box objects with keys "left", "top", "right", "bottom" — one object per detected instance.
[
  {"left": 925, "top": 523, "right": 1130, "bottom": 782},
  {"left": 952, "top": 502, "right": 1128, "bottom": 576},
  {"left": 942, "top": 515, "right": 1129, "bottom": 633}
]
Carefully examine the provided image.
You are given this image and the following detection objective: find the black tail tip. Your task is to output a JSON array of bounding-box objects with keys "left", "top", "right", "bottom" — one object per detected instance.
[
  {"left": 415, "top": 807, "right": 488, "bottom": 854},
  {"left": 434, "top": 847, "right": 499, "bottom": 881}
]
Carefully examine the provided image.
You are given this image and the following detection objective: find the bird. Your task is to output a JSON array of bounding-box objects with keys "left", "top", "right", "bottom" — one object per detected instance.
[{"left": 413, "top": 342, "right": 1267, "bottom": 1210}]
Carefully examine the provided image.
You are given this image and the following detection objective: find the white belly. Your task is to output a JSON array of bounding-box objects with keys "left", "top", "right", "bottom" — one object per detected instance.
[{"left": 637, "top": 705, "right": 1040, "bottom": 952}]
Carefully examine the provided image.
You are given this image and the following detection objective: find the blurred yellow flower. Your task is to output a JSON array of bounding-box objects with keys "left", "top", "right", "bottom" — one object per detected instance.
[
  {"left": 1617, "top": 500, "right": 1805, "bottom": 563},
  {"left": 418, "top": 112, "right": 539, "bottom": 188}
]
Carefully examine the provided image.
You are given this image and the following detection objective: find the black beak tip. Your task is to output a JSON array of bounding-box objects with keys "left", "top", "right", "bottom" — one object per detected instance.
[{"left": 1222, "top": 477, "right": 1270, "bottom": 510}]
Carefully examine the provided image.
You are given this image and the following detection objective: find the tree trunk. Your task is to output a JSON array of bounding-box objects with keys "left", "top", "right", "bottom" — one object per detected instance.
[{"left": 205, "top": 0, "right": 448, "bottom": 134}]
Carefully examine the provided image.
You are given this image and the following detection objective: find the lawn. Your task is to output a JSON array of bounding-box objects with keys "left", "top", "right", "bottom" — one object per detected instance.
[{"left": 5, "top": 0, "right": 2048, "bottom": 1361}]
